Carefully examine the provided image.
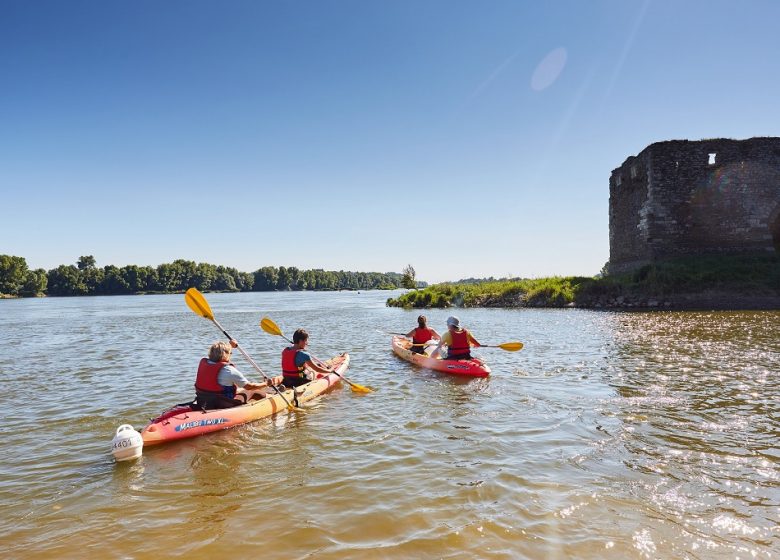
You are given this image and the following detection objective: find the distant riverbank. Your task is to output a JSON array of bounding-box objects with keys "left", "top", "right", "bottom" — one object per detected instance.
[{"left": 386, "top": 254, "right": 780, "bottom": 311}]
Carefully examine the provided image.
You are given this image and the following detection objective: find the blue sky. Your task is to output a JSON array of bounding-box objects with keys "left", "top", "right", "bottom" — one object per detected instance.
[{"left": 1, "top": 0, "right": 778, "bottom": 283}]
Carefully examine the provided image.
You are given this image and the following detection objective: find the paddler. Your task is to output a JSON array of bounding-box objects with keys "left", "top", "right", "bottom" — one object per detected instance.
[
  {"left": 281, "top": 329, "right": 339, "bottom": 387},
  {"left": 429, "top": 316, "right": 481, "bottom": 360},
  {"left": 195, "top": 341, "right": 283, "bottom": 409},
  {"left": 404, "top": 314, "right": 441, "bottom": 354}
]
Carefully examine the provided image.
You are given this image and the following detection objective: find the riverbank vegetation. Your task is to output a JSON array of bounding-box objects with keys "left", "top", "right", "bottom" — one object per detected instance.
[
  {"left": 387, "top": 254, "right": 780, "bottom": 309},
  {"left": 0, "top": 255, "right": 404, "bottom": 297}
]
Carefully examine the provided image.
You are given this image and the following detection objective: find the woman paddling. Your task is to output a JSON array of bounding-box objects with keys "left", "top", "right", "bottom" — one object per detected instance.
[
  {"left": 405, "top": 315, "right": 441, "bottom": 354},
  {"left": 195, "top": 341, "right": 282, "bottom": 409}
]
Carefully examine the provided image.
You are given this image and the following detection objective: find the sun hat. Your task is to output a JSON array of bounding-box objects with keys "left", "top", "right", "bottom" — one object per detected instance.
[{"left": 446, "top": 316, "right": 460, "bottom": 328}]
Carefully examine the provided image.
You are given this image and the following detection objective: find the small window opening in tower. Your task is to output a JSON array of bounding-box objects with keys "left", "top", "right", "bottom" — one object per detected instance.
[
  {"left": 772, "top": 213, "right": 780, "bottom": 253},
  {"left": 708, "top": 153, "right": 716, "bottom": 165}
]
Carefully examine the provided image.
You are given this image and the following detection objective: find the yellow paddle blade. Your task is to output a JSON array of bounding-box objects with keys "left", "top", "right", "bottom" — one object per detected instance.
[
  {"left": 260, "top": 317, "right": 283, "bottom": 337},
  {"left": 185, "top": 287, "right": 214, "bottom": 321},
  {"left": 348, "top": 381, "right": 372, "bottom": 393},
  {"left": 497, "top": 342, "right": 523, "bottom": 352}
]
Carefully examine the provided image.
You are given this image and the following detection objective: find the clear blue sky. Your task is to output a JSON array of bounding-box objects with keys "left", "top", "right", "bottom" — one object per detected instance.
[{"left": 1, "top": 0, "right": 778, "bottom": 283}]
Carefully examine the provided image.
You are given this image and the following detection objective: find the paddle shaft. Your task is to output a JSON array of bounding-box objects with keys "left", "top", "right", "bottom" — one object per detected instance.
[{"left": 310, "top": 355, "right": 363, "bottom": 389}]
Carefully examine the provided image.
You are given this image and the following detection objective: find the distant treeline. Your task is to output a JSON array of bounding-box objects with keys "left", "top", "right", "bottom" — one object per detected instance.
[{"left": 0, "top": 255, "right": 405, "bottom": 297}]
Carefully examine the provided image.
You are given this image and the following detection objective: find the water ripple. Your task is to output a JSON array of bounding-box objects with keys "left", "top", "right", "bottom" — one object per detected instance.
[{"left": 0, "top": 296, "right": 777, "bottom": 558}]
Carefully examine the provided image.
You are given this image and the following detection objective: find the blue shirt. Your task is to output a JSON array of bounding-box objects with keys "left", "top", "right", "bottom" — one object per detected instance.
[{"left": 294, "top": 350, "right": 312, "bottom": 368}]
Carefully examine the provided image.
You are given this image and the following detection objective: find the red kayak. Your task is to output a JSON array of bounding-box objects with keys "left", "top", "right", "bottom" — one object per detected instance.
[
  {"left": 391, "top": 336, "right": 490, "bottom": 377},
  {"left": 141, "top": 353, "right": 350, "bottom": 446}
]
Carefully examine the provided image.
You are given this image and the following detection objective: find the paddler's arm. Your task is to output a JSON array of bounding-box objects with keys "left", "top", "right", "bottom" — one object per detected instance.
[
  {"left": 468, "top": 332, "right": 481, "bottom": 348},
  {"left": 429, "top": 340, "right": 444, "bottom": 359},
  {"left": 305, "top": 359, "right": 338, "bottom": 378},
  {"left": 430, "top": 331, "right": 451, "bottom": 358},
  {"left": 243, "top": 375, "right": 283, "bottom": 391}
]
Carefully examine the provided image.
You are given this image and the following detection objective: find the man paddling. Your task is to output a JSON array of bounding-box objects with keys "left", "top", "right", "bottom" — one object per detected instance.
[
  {"left": 281, "top": 329, "right": 339, "bottom": 387},
  {"left": 429, "top": 316, "right": 481, "bottom": 360}
]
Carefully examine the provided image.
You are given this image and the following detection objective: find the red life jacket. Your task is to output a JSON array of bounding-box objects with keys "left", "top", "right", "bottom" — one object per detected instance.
[
  {"left": 282, "top": 347, "right": 305, "bottom": 378},
  {"left": 412, "top": 327, "right": 433, "bottom": 345},
  {"left": 448, "top": 329, "right": 471, "bottom": 356},
  {"left": 195, "top": 358, "right": 235, "bottom": 395}
]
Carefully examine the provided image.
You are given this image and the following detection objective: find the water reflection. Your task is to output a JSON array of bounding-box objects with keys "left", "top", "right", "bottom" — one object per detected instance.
[
  {"left": 1, "top": 294, "right": 778, "bottom": 558},
  {"left": 600, "top": 311, "right": 780, "bottom": 556}
]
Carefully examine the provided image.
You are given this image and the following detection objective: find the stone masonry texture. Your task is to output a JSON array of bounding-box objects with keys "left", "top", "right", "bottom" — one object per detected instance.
[{"left": 608, "top": 137, "right": 780, "bottom": 273}]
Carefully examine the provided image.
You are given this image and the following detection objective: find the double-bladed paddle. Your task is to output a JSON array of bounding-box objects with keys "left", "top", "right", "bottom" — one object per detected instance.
[
  {"left": 260, "top": 317, "right": 372, "bottom": 393},
  {"left": 185, "top": 288, "right": 301, "bottom": 411},
  {"left": 383, "top": 330, "right": 521, "bottom": 351}
]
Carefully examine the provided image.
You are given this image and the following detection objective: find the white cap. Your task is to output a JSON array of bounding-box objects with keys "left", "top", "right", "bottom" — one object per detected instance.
[{"left": 446, "top": 316, "right": 460, "bottom": 327}]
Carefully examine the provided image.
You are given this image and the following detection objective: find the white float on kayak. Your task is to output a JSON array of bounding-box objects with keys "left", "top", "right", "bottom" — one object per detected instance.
[{"left": 111, "top": 424, "right": 143, "bottom": 462}]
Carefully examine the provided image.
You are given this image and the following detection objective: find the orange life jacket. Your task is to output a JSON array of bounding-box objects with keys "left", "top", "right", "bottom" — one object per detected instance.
[
  {"left": 282, "top": 347, "right": 306, "bottom": 378},
  {"left": 448, "top": 329, "right": 471, "bottom": 356},
  {"left": 194, "top": 358, "right": 236, "bottom": 397},
  {"left": 412, "top": 327, "right": 433, "bottom": 345}
]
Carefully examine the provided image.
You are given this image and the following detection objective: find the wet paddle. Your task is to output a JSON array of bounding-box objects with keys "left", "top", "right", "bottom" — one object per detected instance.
[
  {"left": 260, "top": 317, "right": 372, "bottom": 393},
  {"left": 185, "top": 288, "right": 301, "bottom": 411}
]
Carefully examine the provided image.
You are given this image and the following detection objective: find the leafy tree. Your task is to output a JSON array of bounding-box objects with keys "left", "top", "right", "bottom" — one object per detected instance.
[
  {"left": 401, "top": 264, "right": 417, "bottom": 290},
  {"left": 213, "top": 271, "right": 238, "bottom": 292},
  {"left": 47, "top": 264, "right": 87, "bottom": 296},
  {"left": 277, "top": 266, "right": 291, "bottom": 290},
  {"left": 171, "top": 260, "right": 197, "bottom": 291},
  {"left": 253, "top": 266, "right": 278, "bottom": 291},
  {"left": 101, "top": 265, "right": 131, "bottom": 294},
  {"left": 77, "top": 255, "right": 96, "bottom": 270},
  {"left": 287, "top": 266, "right": 301, "bottom": 290},
  {"left": 156, "top": 262, "right": 183, "bottom": 292},
  {"left": 83, "top": 267, "right": 105, "bottom": 294},
  {"left": 0, "top": 255, "right": 29, "bottom": 295},
  {"left": 192, "top": 262, "right": 217, "bottom": 291},
  {"left": 20, "top": 268, "right": 47, "bottom": 297},
  {"left": 235, "top": 271, "right": 254, "bottom": 291}
]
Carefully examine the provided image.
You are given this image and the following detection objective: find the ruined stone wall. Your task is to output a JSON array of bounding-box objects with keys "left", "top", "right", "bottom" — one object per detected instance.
[
  {"left": 609, "top": 151, "right": 651, "bottom": 271},
  {"left": 609, "top": 137, "right": 780, "bottom": 273}
]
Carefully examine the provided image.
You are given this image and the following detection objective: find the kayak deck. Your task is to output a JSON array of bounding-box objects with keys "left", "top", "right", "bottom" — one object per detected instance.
[
  {"left": 391, "top": 336, "right": 490, "bottom": 377},
  {"left": 141, "top": 353, "right": 350, "bottom": 446}
]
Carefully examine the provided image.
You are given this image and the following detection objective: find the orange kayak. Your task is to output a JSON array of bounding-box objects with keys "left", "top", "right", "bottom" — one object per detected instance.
[
  {"left": 391, "top": 336, "right": 490, "bottom": 377},
  {"left": 141, "top": 353, "right": 350, "bottom": 446}
]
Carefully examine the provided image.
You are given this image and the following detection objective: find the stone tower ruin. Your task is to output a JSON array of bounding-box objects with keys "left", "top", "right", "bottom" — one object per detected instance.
[{"left": 608, "top": 137, "right": 780, "bottom": 274}]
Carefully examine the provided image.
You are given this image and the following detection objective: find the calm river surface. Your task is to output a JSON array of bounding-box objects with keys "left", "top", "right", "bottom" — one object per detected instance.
[{"left": 1, "top": 291, "right": 778, "bottom": 559}]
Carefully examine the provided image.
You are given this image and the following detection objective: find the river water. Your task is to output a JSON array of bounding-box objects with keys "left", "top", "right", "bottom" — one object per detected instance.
[{"left": 0, "top": 291, "right": 777, "bottom": 559}]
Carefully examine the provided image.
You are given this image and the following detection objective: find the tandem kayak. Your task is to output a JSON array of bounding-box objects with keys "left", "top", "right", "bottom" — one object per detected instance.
[
  {"left": 391, "top": 336, "right": 490, "bottom": 377},
  {"left": 140, "top": 353, "right": 350, "bottom": 447}
]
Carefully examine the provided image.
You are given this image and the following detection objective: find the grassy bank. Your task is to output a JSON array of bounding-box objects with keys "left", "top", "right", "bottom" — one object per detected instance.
[{"left": 386, "top": 254, "right": 780, "bottom": 309}]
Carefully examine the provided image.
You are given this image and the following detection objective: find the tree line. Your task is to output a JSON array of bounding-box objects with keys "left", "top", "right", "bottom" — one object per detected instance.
[{"left": 0, "top": 255, "right": 406, "bottom": 297}]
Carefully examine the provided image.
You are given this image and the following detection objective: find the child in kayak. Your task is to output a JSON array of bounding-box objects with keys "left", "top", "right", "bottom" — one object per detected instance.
[
  {"left": 195, "top": 340, "right": 282, "bottom": 409},
  {"left": 429, "top": 316, "right": 481, "bottom": 360},
  {"left": 405, "top": 315, "right": 441, "bottom": 354},
  {"left": 281, "top": 329, "right": 339, "bottom": 387}
]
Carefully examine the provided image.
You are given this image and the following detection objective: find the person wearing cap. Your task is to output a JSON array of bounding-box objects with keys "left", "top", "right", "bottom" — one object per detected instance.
[
  {"left": 429, "top": 316, "right": 481, "bottom": 360},
  {"left": 405, "top": 315, "right": 441, "bottom": 354}
]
